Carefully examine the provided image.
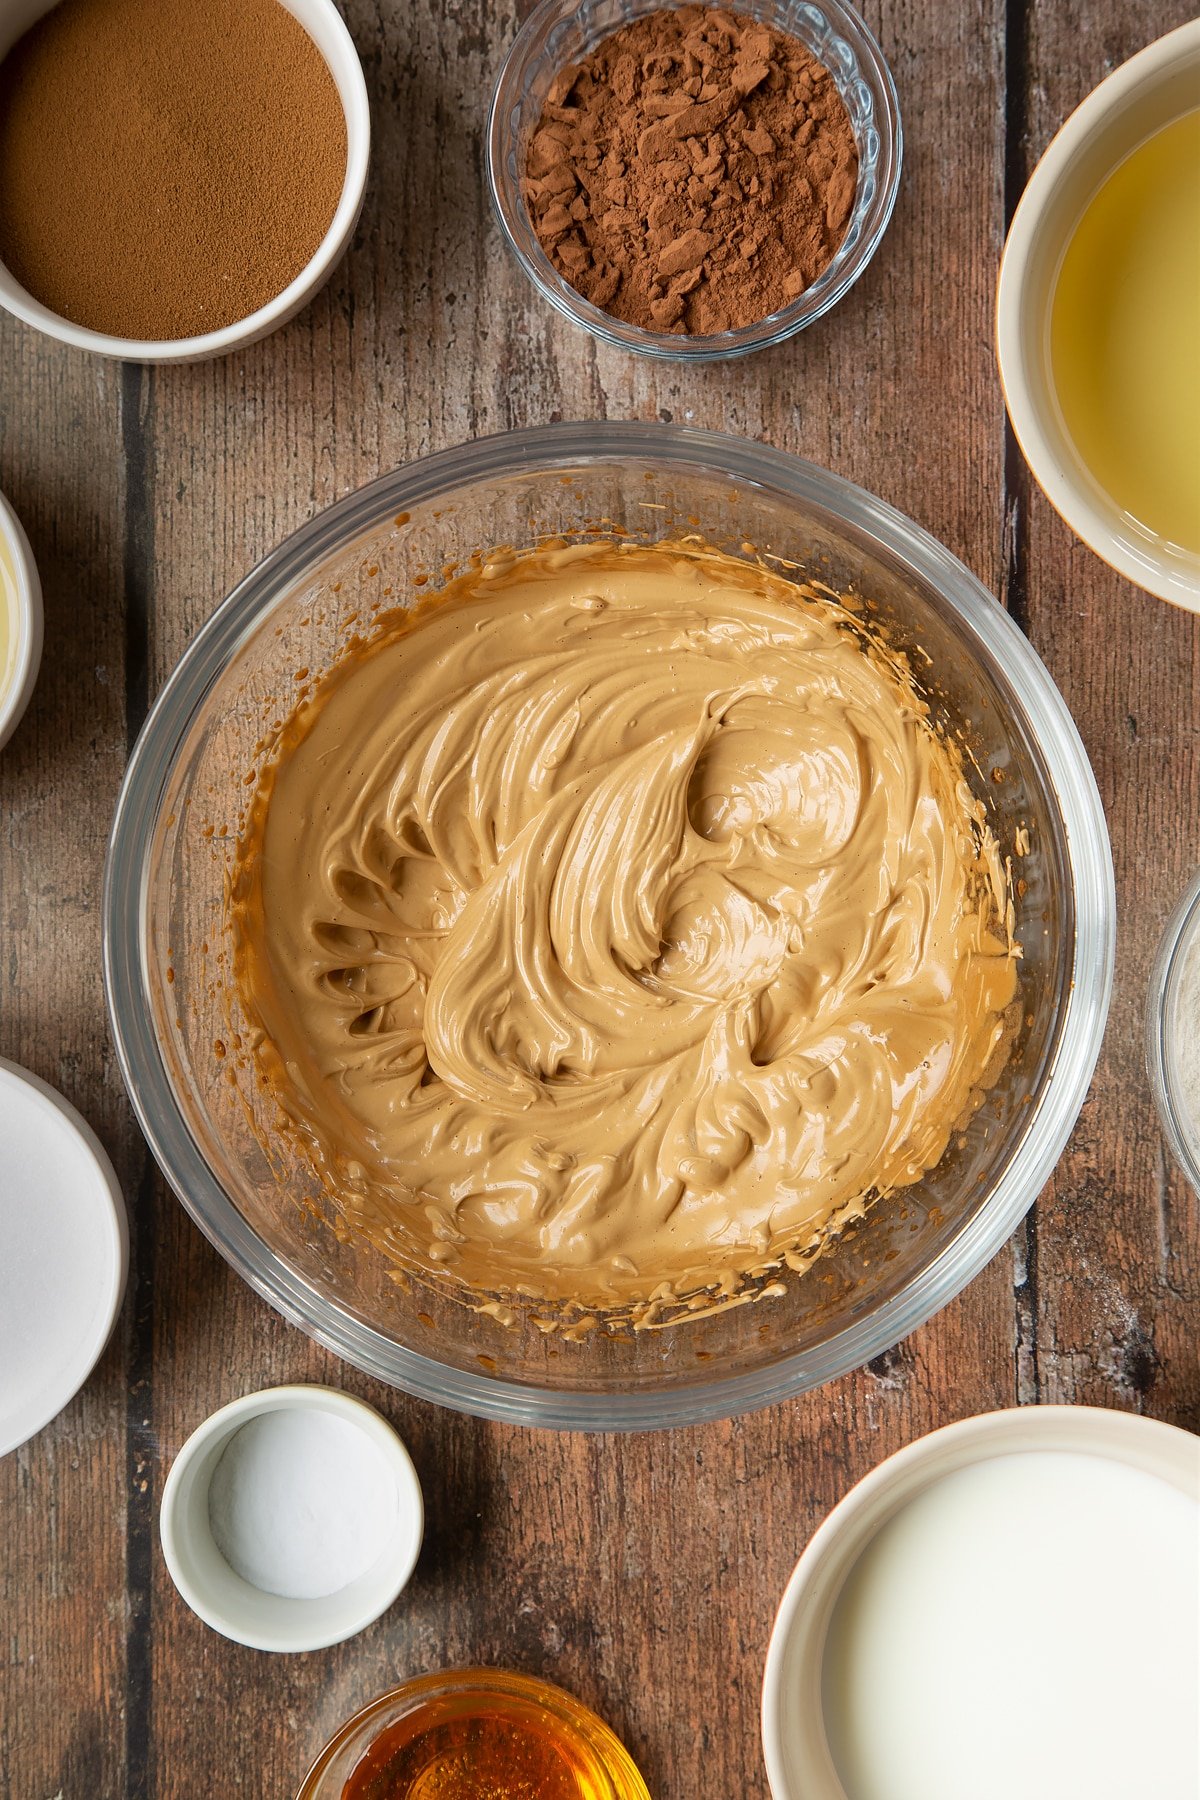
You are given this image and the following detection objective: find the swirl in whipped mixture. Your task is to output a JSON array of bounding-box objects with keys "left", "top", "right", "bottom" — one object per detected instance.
[{"left": 232, "top": 541, "right": 1018, "bottom": 1315}]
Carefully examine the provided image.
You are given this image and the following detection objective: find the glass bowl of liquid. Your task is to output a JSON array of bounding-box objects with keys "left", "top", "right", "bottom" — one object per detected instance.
[
  {"left": 295, "top": 1668, "right": 651, "bottom": 1800},
  {"left": 997, "top": 20, "right": 1200, "bottom": 611},
  {"left": 103, "top": 422, "right": 1115, "bottom": 1429}
]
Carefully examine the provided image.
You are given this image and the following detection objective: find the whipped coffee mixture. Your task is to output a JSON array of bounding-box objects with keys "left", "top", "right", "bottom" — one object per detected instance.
[{"left": 232, "top": 542, "right": 1018, "bottom": 1318}]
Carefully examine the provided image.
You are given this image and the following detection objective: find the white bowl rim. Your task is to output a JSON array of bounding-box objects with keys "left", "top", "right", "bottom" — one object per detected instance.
[
  {"left": 0, "top": 489, "right": 44, "bottom": 751},
  {"left": 996, "top": 18, "right": 1200, "bottom": 612},
  {"left": 761, "top": 1403, "right": 1200, "bottom": 1800},
  {"left": 158, "top": 1382, "right": 425, "bottom": 1652},
  {"left": 0, "top": 0, "right": 371, "bottom": 363}
]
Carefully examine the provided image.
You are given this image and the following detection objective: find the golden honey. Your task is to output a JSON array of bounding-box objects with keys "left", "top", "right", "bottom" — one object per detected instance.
[{"left": 335, "top": 1673, "right": 649, "bottom": 1800}]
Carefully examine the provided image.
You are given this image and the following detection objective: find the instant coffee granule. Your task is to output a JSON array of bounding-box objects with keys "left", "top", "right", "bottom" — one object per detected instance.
[
  {"left": 523, "top": 5, "right": 859, "bottom": 336},
  {"left": 0, "top": 0, "right": 348, "bottom": 341}
]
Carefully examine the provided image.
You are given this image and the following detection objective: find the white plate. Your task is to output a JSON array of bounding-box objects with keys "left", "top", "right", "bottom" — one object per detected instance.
[{"left": 0, "top": 1058, "right": 128, "bottom": 1456}]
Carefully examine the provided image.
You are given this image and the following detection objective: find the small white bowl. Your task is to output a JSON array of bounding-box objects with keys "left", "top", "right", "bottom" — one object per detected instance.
[
  {"left": 0, "top": 488, "right": 42, "bottom": 751},
  {"left": 160, "top": 1384, "right": 424, "bottom": 1653},
  {"left": 997, "top": 20, "right": 1200, "bottom": 611},
  {"left": 762, "top": 1406, "right": 1200, "bottom": 1800},
  {"left": 0, "top": 0, "right": 370, "bottom": 363}
]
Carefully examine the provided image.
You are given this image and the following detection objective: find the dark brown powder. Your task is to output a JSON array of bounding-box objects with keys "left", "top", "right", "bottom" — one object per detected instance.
[
  {"left": 523, "top": 5, "right": 859, "bottom": 336},
  {"left": 0, "top": 0, "right": 348, "bottom": 340}
]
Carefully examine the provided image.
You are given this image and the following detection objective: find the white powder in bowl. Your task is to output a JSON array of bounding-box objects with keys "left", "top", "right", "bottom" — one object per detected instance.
[{"left": 207, "top": 1408, "right": 398, "bottom": 1600}]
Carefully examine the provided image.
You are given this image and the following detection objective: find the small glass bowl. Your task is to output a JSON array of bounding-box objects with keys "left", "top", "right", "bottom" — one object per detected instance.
[
  {"left": 487, "top": 0, "right": 901, "bottom": 361},
  {"left": 295, "top": 1669, "right": 651, "bottom": 1800},
  {"left": 1147, "top": 866, "right": 1200, "bottom": 1195}
]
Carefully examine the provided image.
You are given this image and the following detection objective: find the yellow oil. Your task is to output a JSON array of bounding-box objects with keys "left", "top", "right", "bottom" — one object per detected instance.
[{"left": 1050, "top": 109, "right": 1200, "bottom": 555}]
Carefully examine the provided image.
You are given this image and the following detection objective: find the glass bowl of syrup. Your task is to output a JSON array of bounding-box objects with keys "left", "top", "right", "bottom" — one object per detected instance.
[{"left": 296, "top": 1668, "right": 651, "bottom": 1800}]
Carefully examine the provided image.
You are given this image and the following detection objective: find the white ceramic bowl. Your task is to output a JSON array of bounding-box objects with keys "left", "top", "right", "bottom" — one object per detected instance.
[
  {"left": 997, "top": 20, "right": 1200, "bottom": 611},
  {"left": 0, "top": 0, "right": 370, "bottom": 363},
  {"left": 159, "top": 1384, "right": 424, "bottom": 1652},
  {"left": 0, "top": 1057, "right": 128, "bottom": 1456},
  {"left": 761, "top": 1405, "right": 1200, "bottom": 1799},
  {"left": 0, "top": 487, "right": 42, "bottom": 751}
]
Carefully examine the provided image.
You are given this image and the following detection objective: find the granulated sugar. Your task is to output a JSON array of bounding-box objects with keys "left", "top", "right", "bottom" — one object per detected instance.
[{"left": 208, "top": 1408, "right": 396, "bottom": 1600}]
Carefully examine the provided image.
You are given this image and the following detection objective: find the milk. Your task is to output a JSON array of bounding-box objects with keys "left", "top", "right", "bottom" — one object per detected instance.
[{"left": 823, "top": 1450, "right": 1200, "bottom": 1800}]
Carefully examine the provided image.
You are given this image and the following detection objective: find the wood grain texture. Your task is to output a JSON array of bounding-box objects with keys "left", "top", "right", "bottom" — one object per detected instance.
[
  {"left": 1012, "top": 0, "right": 1200, "bottom": 1428},
  {"left": 1, "top": 2, "right": 1195, "bottom": 1796}
]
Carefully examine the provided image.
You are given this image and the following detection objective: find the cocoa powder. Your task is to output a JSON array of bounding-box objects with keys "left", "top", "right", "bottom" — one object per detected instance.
[
  {"left": 0, "top": 0, "right": 347, "bottom": 341},
  {"left": 523, "top": 5, "right": 860, "bottom": 336}
]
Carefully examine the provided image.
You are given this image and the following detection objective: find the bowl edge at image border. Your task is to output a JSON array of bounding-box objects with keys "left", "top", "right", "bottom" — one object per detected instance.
[
  {"left": 0, "top": 490, "right": 43, "bottom": 752},
  {"left": 0, "top": 0, "right": 371, "bottom": 363},
  {"left": 486, "top": 0, "right": 903, "bottom": 362},
  {"left": 0, "top": 1056, "right": 129, "bottom": 1457},
  {"left": 760, "top": 1405, "right": 1200, "bottom": 1800},
  {"left": 996, "top": 18, "right": 1200, "bottom": 612},
  {"left": 1146, "top": 865, "right": 1200, "bottom": 1197}
]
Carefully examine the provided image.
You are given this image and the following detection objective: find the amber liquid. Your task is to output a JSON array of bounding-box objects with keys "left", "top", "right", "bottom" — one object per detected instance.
[{"left": 341, "top": 1693, "right": 631, "bottom": 1800}]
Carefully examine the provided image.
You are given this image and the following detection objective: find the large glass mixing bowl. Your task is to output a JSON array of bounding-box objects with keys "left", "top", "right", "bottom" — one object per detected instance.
[{"left": 103, "top": 424, "right": 1114, "bottom": 1429}]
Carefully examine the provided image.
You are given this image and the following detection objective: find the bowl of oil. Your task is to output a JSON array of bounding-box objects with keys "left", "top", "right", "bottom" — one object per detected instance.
[
  {"left": 0, "top": 489, "right": 42, "bottom": 751},
  {"left": 997, "top": 20, "right": 1200, "bottom": 611},
  {"left": 295, "top": 1668, "right": 651, "bottom": 1800}
]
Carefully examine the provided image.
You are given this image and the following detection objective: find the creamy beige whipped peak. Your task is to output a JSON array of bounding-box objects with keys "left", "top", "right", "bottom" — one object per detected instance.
[{"left": 231, "top": 539, "right": 1019, "bottom": 1320}]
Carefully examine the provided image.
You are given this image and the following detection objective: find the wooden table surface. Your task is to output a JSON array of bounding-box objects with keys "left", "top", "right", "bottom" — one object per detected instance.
[{"left": 2, "top": 1, "right": 1197, "bottom": 1795}]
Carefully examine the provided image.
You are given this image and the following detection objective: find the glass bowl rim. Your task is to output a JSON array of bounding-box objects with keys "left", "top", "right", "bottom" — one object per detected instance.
[
  {"left": 485, "top": 0, "right": 903, "bottom": 362},
  {"left": 102, "top": 420, "right": 1116, "bottom": 1431},
  {"left": 1146, "top": 863, "right": 1200, "bottom": 1195},
  {"left": 294, "top": 1666, "right": 651, "bottom": 1799}
]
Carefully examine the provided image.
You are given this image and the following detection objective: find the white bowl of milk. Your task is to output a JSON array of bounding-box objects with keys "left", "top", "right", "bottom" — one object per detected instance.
[{"left": 762, "top": 1405, "right": 1200, "bottom": 1800}]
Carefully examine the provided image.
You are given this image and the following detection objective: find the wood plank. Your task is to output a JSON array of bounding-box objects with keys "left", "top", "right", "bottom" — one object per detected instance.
[
  {"left": 0, "top": 336, "right": 136, "bottom": 1798},
  {"left": 1015, "top": 0, "right": 1200, "bottom": 1430},
  {"left": 136, "top": 1, "right": 1012, "bottom": 1795}
]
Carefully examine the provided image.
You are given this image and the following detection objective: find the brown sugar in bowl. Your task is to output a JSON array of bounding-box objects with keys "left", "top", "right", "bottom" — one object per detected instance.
[
  {"left": 0, "top": 0, "right": 370, "bottom": 363},
  {"left": 488, "top": 0, "right": 902, "bottom": 360}
]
